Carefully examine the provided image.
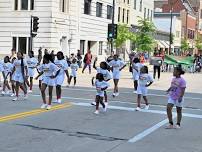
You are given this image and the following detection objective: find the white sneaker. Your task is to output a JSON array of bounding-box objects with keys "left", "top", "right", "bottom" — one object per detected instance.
[
  {"left": 10, "top": 93, "right": 15, "bottom": 97},
  {"left": 105, "top": 102, "right": 108, "bottom": 107},
  {"left": 112, "top": 93, "right": 116, "bottom": 97},
  {"left": 91, "top": 101, "right": 96, "bottom": 106},
  {"left": 28, "top": 90, "right": 32, "bottom": 93},
  {"left": 94, "top": 110, "right": 99, "bottom": 115},
  {"left": 133, "top": 90, "right": 137, "bottom": 94},
  {"left": 1, "top": 91, "right": 6, "bottom": 95},
  {"left": 115, "top": 92, "right": 119, "bottom": 96},
  {"left": 57, "top": 99, "right": 62, "bottom": 104},
  {"left": 175, "top": 124, "right": 181, "bottom": 129},
  {"left": 6, "top": 90, "right": 11, "bottom": 95},
  {"left": 40, "top": 104, "right": 47, "bottom": 109},
  {"left": 144, "top": 105, "right": 150, "bottom": 110},
  {"left": 52, "top": 100, "right": 58, "bottom": 103},
  {"left": 23, "top": 94, "right": 28, "bottom": 100},
  {"left": 103, "top": 106, "right": 107, "bottom": 112},
  {"left": 12, "top": 97, "right": 19, "bottom": 101},
  {"left": 46, "top": 105, "right": 51, "bottom": 110},
  {"left": 136, "top": 107, "right": 141, "bottom": 111}
]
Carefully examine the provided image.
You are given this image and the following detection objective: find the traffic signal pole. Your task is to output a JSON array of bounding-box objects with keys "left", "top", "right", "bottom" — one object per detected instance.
[
  {"left": 29, "top": 15, "right": 33, "bottom": 54},
  {"left": 111, "top": 0, "right": 115, "bottom": 55}
]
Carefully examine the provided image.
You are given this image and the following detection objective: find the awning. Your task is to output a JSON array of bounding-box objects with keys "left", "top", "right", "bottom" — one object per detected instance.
[
  {"left": 161, "top": 41, "right": 169, "bottom": 48},
  {"left": 157, "top": 40, "right": 165, "bottom": 48}
]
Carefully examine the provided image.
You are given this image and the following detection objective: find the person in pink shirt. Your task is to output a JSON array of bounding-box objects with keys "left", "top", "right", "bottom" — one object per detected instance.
[
  {"left": 82, "top": 50, "right": 92, "bottom": 74},
  {"left": 166, "top": 67, "right": 186, "bottom": 129}
]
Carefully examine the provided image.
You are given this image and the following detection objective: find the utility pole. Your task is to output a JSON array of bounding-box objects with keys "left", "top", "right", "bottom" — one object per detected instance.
[
  {"left": 169, "top": 1, "right": 173, "bottom": 55},
  {"left": 111, "top": 0, "right": 115, "bottom": 55}
]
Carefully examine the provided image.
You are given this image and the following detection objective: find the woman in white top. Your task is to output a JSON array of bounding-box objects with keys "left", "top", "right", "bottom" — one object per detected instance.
[
  {"left": 54, "top": 51, "right": 69, "bottom": 104},
  {"left": 108, "top": 54, "right": 126, "bottom": 97},
  {"left": 11, "top": 52, "right": 28, "bottom": 101},
  {"left": 27, "top": 51, "right": 38, "bottom": 93},
  {"left": 35, "top": 54, "right": 60, "bottom": 110}
]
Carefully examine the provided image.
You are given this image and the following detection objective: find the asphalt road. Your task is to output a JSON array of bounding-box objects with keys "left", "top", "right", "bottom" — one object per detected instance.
[{"left": 0, "top": 70, "right": 202, "bottom": 152}]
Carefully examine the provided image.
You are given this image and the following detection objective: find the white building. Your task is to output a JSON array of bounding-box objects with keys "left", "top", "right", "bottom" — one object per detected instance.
[{"left": 0, "top": 0, "right": 113, "bottom": 59}]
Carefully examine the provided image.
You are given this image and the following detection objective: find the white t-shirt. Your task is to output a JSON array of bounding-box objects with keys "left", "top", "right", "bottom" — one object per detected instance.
[
  {"left": 133, "top": 63, "right": 144, "bottom": 79},
  {"left": 96, "top": 67, "right": 112, "bottom": 81},
  {"left": 3, "top": 62, "right": 13, "bottom": 76},
  {"left": 54, "top": 59, "right": 69, "bottom": 75},
  {"left": 70, "top": 63, "right": 79, "bottom": 72},
  {"left": 138, "top": 73, "right": 153, "bottom": 87},
  {"left": 38, "top": 63, "right": 60, "bottom": 77},
  {"left": 13, "top": 59, "right": 27, "bottom": 75},
  {"left": 27, "top": 57, "right": 38, "bottom": 68},
  {"left": 108, "top": 60, "right": 125, "bottom": 72},
  {"left": 95, "top": 80, "right": 110, "bottom": 97}
]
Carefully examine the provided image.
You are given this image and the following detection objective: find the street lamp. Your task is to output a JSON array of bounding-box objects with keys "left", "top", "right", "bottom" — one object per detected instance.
[{"left": 111, "top": 0, "right": 115, "bottom": 55}]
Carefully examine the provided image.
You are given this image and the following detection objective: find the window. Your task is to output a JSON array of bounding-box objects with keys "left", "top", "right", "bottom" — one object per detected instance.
[
  {"left": 13, "top": 37, "right": 30, "bottom": 54},
  {"left": 201, "top": 10, "right": 202, "bottom": 19},
  {"left": 14, "top": 0, "right": 34, "bottom": 10},
  {"left": 140, "top": 0, "right": 142, "bottom": 12},
  {"left": 107, "top": 5, "right": 113, "bottom": 19},
  {"left": 118, "top": 7, "right": 121, "bottom": 22},
  {"left": 60, "top": 0, "right": 69, "bottom": 13},
  {"left": 134, "top": 0, "right": 136, "bottom": 9},
  {"left": 176, "top": 31, "right": 180, "bottom": 38},
  {"left": 151, "top": 10, "right": 153, "bottom": 21},
  {"left": 127, "top": 0, "right": 130, "bottom": 4},
  {"left": 84, "top": 0, "right": 91, "bottom": 15},
  {"left": 147, "top": 9, "right": 150, "bottom": 19},
  {"left": 127, "top": 10, "right": 129, "bottom": 24},
  {"left": 99, "top": 42, "right": 103, "bottom": 55},
  {"left": 96, "top": 2, "right": 102, "bottom": 17},
  {"left": 122, "top": 8, "right": 125, "bottom": 23},
  {"left": 80, "top": 40, "right": 85, "bottom": 55},
  {"left": 144, "top": 8, "right": 146, "bottom": 19}
]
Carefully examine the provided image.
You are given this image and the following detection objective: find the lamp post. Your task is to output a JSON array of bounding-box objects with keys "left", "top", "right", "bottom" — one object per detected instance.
[{"left": 111, "top": 0, "right": 115, "bottom": 55}]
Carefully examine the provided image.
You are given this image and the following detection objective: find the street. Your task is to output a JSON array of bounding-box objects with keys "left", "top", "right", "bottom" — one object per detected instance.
[{"left": 0, "top": 70, "right": 202, "bottom": 152}]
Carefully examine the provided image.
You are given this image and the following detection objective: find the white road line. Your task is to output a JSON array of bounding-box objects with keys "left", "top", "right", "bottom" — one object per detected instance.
[
  {"left": 30, "top": 94, "right": 202, "bottom": 111},
  {"left": 128, "top": 118, "right": 169, "bottom": 143}
]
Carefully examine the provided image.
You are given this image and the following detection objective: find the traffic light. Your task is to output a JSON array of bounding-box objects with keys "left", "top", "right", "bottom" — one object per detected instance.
[
  {"left": 108, "top": 24, "right": 118, "bottom": 39},
  {"left": 32, "top": 16, "right": 39, "bottom": 32}
]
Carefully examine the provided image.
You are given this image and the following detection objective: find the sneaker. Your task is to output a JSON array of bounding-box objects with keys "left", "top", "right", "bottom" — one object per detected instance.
[
  {"left": 66, "top": 84, "right": 70, "bottom": 88},
  {"left": 46, "top": 105, "right": 51, "bottom": 110},
  {"left": 40, "top": 104, "right": 47, "bottom": 109},
  {"left": 52, "top": 100, "right": 58, "bottom": 103},
  {"left": 115, "top": 92, "right": 119, "bottom": 96},
  {"left": 12, "top": 97, "right": 19, "bottom": 101},
  {"left": 23, "top": 94, "right": 28, "bottom": 100},
  {"left": 112, "top": 93, "right": 116, "bottom": 97},
  {"left": 144, "top": 105, "right": 150, "bottom": 110},
  {"left": 91, "top": 101, "right": 96, "bottom": 106},
  {"left": 133, "top": 90, "right": 137, "bottom": 94},
  {"left": 94, "top": 110, "right": 99, "bottom": 115},
  {"left": 1, "top": 91, "right": 6, "bottom": 95},
  {"left": 10, "top": 93, "right": 15, "bottom": 97},
  {"left": 6, "top": 90, "right": 11, "bottom": 95},
  {"left": 165, "top": 124, "right": 175, "bottom": 129},
  {"left": 28, "top": 90, "right": 32, "bottom": 93},
  {"left": 57, "top": 99, "right": 62, "bottom": 104},
  {"left": 105, "top": 102, "right": 108, "bottom": 107},
  {"left": 136, "top": 107, "right": 141, "bottom": 111},
  {"left": 175, "top": 124, "right": 181, "bottom": 129},
  {"left": 103, "top": 106, "right": 107, "bottom": 112}
]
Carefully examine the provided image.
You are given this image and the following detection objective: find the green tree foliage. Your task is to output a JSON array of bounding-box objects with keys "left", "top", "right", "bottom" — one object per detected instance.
[
  {"left": 135, "top": 17, "right": 156, "bottom": 51},
  {"left": 181, "top": 38, "right": 189, "bottom": 52},
  {"left": 114, "top": 24, "right": 136, "bottom": 48},
  {"left": 195, "top": 36, "right": 202, "bottom": 50}
]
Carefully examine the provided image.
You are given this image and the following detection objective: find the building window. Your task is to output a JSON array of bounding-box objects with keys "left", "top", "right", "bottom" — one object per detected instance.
[
  {"left": 147, "top": 9, "right": 150, "bottom": 19},
  {"left": 99, "top": 42, "right": 103, "bottom": 55},
  {"left": 134, "top": 0, "right": 136, "bottom": 9},
  {"left": 122, "top": 8, "right": 125, "bottom": 23},
  {"left": 84, "top": 0, "right": 91, "bottom": 15},
  {"left": 201, "top": 10, "right": 202, "bottom": 19},
  {"left": 80, "top": 40, "right": 85, "bottom": 55},
  {"left": 96, "top": 2, "right": 102, "bottom": 17},
  {"left": 144, "top": 8, "right": 146, "bottom": 19},
  {"left": 13, "top": 37, "right": 30, "bottom": 54},
  {"left": 60, "top": 0, "right": 69, "bottom": 13},
  {"left": 140, "top": 0, "right": 142, "bottom": 12},
  {"left": 118, "top": 7, "right": 121, "bottom": 22},
  {"left": 127, "top": 0, "right": 130, "bottom": 4},
  {"left": 127, "top": 10, "right": 129, "bottom": 24},
  {"left": 107, "top": 5, "right": 113, "bottom": 19},
  {"left": 151, "top": 10, "right": 153, "bottom": 21},
  {"left": 14, "top": 0, "right": 34, "bottom": 10}
]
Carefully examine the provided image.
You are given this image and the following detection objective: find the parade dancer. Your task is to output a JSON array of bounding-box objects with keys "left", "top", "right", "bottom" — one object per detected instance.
[{"left": 68, "top": 58, "right": 78, "bottom": 87}]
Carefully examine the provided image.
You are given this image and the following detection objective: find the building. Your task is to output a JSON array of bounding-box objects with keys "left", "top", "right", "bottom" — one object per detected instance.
[{"left": 0, "top": 0, "right": 113, "bottom": 59}]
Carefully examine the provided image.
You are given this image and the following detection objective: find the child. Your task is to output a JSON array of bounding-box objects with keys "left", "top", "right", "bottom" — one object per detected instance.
[
  {"left": 68, "top": 58, "right": 79, "bottom": 87},
  {"left": 94, "top": 73, "right": 109, "bottom": 114},
  {"left": 132, "top": 58, "right": 143, "bottom": 93},
  {"left": 54, "top": 51, "right": 69, "bottom": 104},
  {"left": 11, "top": 52, "right": 28, "bottom": 101},
  {"left": 91, "top": 57, "right": 112, "bottom": 106},
  {"left": 166, "top": 67, "right": 186, "bottom": 129},
  {"left": 27, "top": 51, "right": 38, "bottom": 93},
  {"left": 2, "top": 56, "right": 13, "bottom": 95},
  {"left": 35, "top": 54, "right": 60, "bottom": 110},
  {"left": 108, "top": 54, "right": 126, "bottom": 97},
  {"left": 136, "top": 66, "right": 153, "bottom": 111}
]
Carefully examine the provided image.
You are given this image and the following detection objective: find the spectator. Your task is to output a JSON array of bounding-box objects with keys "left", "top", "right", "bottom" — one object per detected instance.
[
  {"left": 77, "top": 50, "right": 82, "bottom": 68},
  {"left": 153, "top": 52, "right": 162, "bottom": 80},
  {"left": 82, "top": 50, "right": 92, "bottom": 74}
]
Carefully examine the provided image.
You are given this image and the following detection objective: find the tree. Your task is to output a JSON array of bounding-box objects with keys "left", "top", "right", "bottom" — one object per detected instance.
[
  {"left": 181, "top": 38, "right": 189, "bottom": 54},
  {"left": 114, "top": 24, "right": 136, "bottom": 48},
  {"left": 195, "top": 36, "right": 202, "bottom": 51},
  {"left": 135, "top": 17, "right": 156, "bottom": 52}
]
